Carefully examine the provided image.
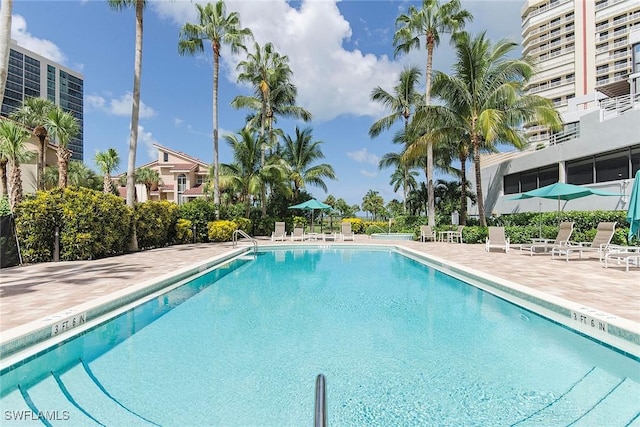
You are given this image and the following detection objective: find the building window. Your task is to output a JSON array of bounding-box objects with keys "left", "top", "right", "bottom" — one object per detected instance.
[
  {"left": 596, "top": 151, "right": 628, "bottom": 182},
  {"left": 504, "top": 174, "right": 519, "bottom": 195},
  {"left": 539, "top": 165, "right": 559, "bottom": 187},
  {"left": 566, "top": 158, "right": 594, "bottom": 185},
  {"left": 163, "top": 152, "right": 169, "bottom": 162},
  {"left": 503, "top": 165, "right": 559, "bottom": 195},
  {"left": 632, "top": 146, "right": 640, "bottom": 176},
  {"left": 177, "top": 174, "right": 186, "bottom": 204}
]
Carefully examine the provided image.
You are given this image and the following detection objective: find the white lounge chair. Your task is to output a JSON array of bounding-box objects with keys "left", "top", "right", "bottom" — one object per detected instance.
[
  {"left": 486, "top": 227, "right": 510, "bottom": 252},
  {"left": 551, "top": 221, "right": 617, "bottom": 261},
  {"left": 604, "top": 245, "right": 640, "bottom": 272},
  {"left": 291, "top": 226, "right": 305, "bottom": 242},
  {"left": 420, "top": 225, "right": 436, "bottom": 242},
  {"left": 340, "top": 222, "right": 355, "bottom": 241},
  {"left": 271, "top": 221, "right": 286, "bottom": 242},
  {"left": 520, "top": 221, "right": 574, "bottom": 256}
]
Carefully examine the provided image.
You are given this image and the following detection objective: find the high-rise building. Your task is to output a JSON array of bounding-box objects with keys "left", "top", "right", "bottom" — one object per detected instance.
[
  {"left": 467, "top": 0, "right": 640, "bottom": 217},
  {"left": 1, "top": 39, "right": 84, "bottom": 161}
]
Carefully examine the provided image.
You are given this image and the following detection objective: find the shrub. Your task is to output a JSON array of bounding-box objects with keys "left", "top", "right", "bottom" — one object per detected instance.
[
  {"left": 0, "top": 196, "right": 10, "bottom": 216},
  {"left": 178, "top": 198, "right": 216, "bottom": 243},
  {"left": 342, "top": 217, "right": 365, "bottom": 234},
  {"left": 207, "top": 220, "right": 237, "bottom": 242},
  {"left": 363, "top": 221, "right": 387, "bottom": 235},
  {"left": 233, "top": 217, "right": 252, "bottom": 234},
  {"left": 174, "top": 218, "right": 193, "bottom": 244},
  {"left": 135, "top": 200, "right": 179, "bottom": 249}
]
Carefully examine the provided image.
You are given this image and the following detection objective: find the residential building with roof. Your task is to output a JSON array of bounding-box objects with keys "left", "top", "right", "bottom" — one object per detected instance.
[
  {"left": 468, "top": 0, "right": 640, "bottom": 219},
  {"left": 115, "top": 144, "right": 210, "bottom": 204},
  {"left": 1, "top": 39, "right": 84, "bottom": 161}
]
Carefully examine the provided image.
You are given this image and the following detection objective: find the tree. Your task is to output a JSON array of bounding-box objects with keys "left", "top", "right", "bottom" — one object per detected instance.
[
  {"left": 43, "top": 161, "right": 101, "bottom": 191},
  {"left": 10, "top": 97, "right": 55, "bottom": 191},
  {"left": 0, "top": 120, "right": 32, "bottom": 211},
  {"left": 415, "top": 31, "right": 562, "bottom": 226},
  {"left": 136, "top": 166, "right": 161, "bottom": 199},
  {"left": 281, "top": 126, "right": 336, "bottom": 199},
  {"left": 46, "top": 107, "right": 80, "bottom": 189},
  {"left": 178, "top": 0, "right": 252, "bottom": 210},
  {"left": 94, "top": 148, "right": 120, "bottom": 194},
  {"left": 362, "top": 190, "right": 385, "bottom": 221},
  {"left": 370, "top": 66, "right": 422, "bottom": 213},
  {"left": 0, "top": 0, "right": 13, "bottom": 102},
  {"left": 394, "top": 0, "right": 472, "bottom": 227},
  {"left": 0, "top": 151, "right": 7, "bottom": 197}
]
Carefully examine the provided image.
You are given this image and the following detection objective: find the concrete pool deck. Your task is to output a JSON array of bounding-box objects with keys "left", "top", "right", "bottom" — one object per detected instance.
[{"left": 1, "top": 236, "right": 638, "bottom": 338}]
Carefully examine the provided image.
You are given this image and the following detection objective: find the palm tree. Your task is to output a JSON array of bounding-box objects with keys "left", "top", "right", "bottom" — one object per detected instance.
[
  {"left": 178, "top": 0, "right": 252, "bottom": 210},
  {"left": 94, "top": 148, "right": 121, "bottom": 194},
  {"left": 0, "top": 0, "right": 13, "bottom": 101},
  {"left": 136, "top": 166, "right": 161, "bottom": 199},
  {"left": 0, "top": 151, "right": 7, "bottom": 196},
  {"left": 362, "top": 189, "right": 385, "bottom": 221},
  {"left": 394, "top": 0, "right": 472, "bottom": 227},
  {"left": 10, "top": 97, "right": 55, "bottom": 191},
  {"left": 46, "top": 106, "right": 80, "bottom": 189},
  {"left": 415, "top": 31, "right": 562, "bottom": 226},
  {"left": 280, "top": 126, "right": 336, "bottom": 200},
  {"left": 43, "top": 161, "right": 101, "bottom": 190},
  {"left": 108, "top": 0, "right": 145, "bottom": 211},
  {"left": 0, "top": 120, "right": 32, "bottom": 211}
]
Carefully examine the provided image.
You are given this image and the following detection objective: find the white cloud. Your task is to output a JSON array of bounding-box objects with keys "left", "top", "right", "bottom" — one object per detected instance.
[
  {"left": 86, "top": 92, "right": 156, "bottom": 118},
  {"left": 174, "top": 118, "right": 184, "bottom": 126},
  {"left": 11, "top": 15, "right": 68, "bottom": 65},
  {"left": 150, "top": 0, "right": 401, "bottom": 122},
  {"left": 347, "top": 148, "right": 379, "bottom": 166},
  {"left": 360, "top": 169, "right": 378, "bottom": 178},
  {"left": 137, "top": 125, "right": 160, "bottom": 161}
]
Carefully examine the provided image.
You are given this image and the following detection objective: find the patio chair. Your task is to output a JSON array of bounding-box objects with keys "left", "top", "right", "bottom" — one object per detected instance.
[
  {"left": 340, "top": 222, "right": 355, "bottom": 241},
  {"left": 604, "top": 245, "right": 640, "bottom": 272},
  {"left": 520, "top": 221, "right": 574, "bottom": 256},
  {"left": 271, "top": 222, "right": 286, "bottom": 242},
  {"left": 420, "top": 225, "right": 436, "bottom": 242},
  {"left": 485, "top": 227, "right": 510, "bottom": 252},
  {"left": 449, "top": 225, "right": 464, "bottom": 244},
  {"left": 291, "top": 226, "right": 305, "bottom": 242},
  {"left": 551, "top": 221, "right": 617, "bottom": 261}
]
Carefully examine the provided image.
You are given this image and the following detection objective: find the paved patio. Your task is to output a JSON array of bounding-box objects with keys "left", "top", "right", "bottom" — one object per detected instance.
[{"left": 1, "top": 236, "right": 638, "bottom": 336}]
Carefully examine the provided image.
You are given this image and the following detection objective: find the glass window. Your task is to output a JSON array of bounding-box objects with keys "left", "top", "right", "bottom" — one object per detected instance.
[
  {"left": 504, "top": 174, "right": 519, "bottom": 195},
  {"left": 177, "top": 174, "right": 186, "bottom": 205},
  {"left": 163, "top": 152, "right": 169, "bottom": 162},
  {"left": 631, "top": 146, "right": 639, "bottom": 176},
  {"left": 596, "top": 151, "right": 629, "bottom": 182},
  {"left": 567, "top": 157, "right": 594, "bottom": 185},
  {"left": 521, "top": 170, "right": 538, "bottom": 192},
  {"left": 539, "top": 165, "right": 559, "bottom": 187}
]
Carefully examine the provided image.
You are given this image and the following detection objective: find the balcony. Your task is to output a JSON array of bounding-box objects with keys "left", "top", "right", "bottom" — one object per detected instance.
[{"left": 549, "top": 125, "right": 580, "bottom": 145}]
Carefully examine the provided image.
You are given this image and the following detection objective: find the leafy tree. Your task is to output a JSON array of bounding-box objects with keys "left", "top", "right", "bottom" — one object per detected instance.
[
  {"left": 335, "top": 198, "right": 358, "bottom": 218},
  {"left": 94, "top": 148, "right": 120, "bottom": 194},
  {"left": 362, "top": 189, "right": 385, "bottom": 221},
  {"left": 136, "top": 166, "right": 161, "bottom": 199},
  {"left": 0, "top": 120, "right": 32, "bottom": 211},
  {"left": 178, "top": 0, "right": 252, "bottom": 209},
  {"left": 45, "top": 106, "right": 80, "bottom": 189},
  {"left": 43, "top": 161, "right": 101, "bottom": 191},
  {"left": 394, "top": 0, "right": 472, "bottom": 227}
]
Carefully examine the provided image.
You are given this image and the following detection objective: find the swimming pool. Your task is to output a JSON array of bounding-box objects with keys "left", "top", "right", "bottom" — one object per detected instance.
[{"left": 1, "top": 247, "right": 639, "bottom": 426}]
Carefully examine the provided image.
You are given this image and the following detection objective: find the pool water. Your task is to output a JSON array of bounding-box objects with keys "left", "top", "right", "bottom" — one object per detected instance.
[{"left": 1, "top": 248, "right": 639, "bottom": 426}]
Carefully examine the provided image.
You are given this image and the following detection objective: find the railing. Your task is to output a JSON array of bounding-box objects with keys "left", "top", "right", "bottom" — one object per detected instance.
[
  {"left": 232, "top": 229, "right": 257, "bottom": 254},
  {"left": 549, "top": 125, "right": 580, "bottom": 145},
  {"left": 600, "top": 93, "right": 640, "bottom": 121},
  {"left": 314, "top": 374, "right": 327, "bottom": 427}
]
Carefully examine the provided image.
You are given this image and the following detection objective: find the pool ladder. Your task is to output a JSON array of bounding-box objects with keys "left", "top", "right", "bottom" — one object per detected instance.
[
  {"left": 315, "top": 374, "right": 327, "bottom": 427},
  {"left": 232, "top": 229, "right": 257, "bottom": 255}
]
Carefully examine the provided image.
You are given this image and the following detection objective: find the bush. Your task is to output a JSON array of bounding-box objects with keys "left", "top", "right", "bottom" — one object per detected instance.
[
  {"left": 363, "top": 221, "right": 387, "bottom": 235},
  {"left": 207, "top": 220, "right": 237, "bottom": 242},
  {"left": 174, "top": 218, "right": 193, "bottom": 244},
  {"left": 178, "top": 198, "right": 216, "bottom": 243},
  {"left": 233, "top": 217, "right": 252, "bottom": 235},
  {"left": 0, "top": 196, "right": 10, "bottom": 216},
  {"left": 342, "top": 218, "right": 365, "bottom": 234},
  {"left": 135, "top": 200, "right": 179, "bottom": 249}
]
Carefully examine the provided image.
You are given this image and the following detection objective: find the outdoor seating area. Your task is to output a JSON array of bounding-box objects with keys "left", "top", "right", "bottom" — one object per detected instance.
[
  {"left": 551, "top": 222, "right": 617, "bottom": 262},
  {"left": 486, "top": 226, "right": 510, "bottom": 252},
  {"left": 340, "top": 222, "right": 355, "bottom": 241},
  {"left": 520, "top": 221, "right": 574, "bottom": 256},
  {"left": 604, "top": 245, "right": 640, "bottom": 272}
]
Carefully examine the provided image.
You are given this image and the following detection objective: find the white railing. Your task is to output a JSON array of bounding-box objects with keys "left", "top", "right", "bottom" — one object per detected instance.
[
  {"left": 600, "top": 93, "right": 640, "bottom": 121},
  {"left": 549, "top": 125, "right": 580, "bottom": 145}
]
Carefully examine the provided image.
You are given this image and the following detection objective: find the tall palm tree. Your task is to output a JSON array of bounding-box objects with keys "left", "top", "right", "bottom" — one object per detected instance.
[
  {"left": 136, "top": 166, "right": 161, "bottom": 199},
  {"left": 280, "top": 126, "right": 336, "bottom": 199},
  {"left": 415, "top": 31, "right": 562, "bottom": 226},
  {"left": 10, "top": 97, "right": 55, "bottom": 191},
  {"left": 0, "top": 120, "right": 32, "bottom": 211},
  {"left": 394, "top": 0, "right": 472, "bottom": 226},
  {"left": 94, "top": 148, "right": 120, "bottom": 194},
  {"left": 370, "top": 66, "right": 422, "bottom": 213},
  {"left": 178, "top": 0, "right": 252, "bottom": 210},
  {"left": 46, "top": 106, "right": 80, "bottom": 189},
  {"left": 43, "top": 161, "right": 101, "bottom": 190},
  {"left": 0, "top": 0, "right": 13, "bottom": 101},
  {"left": 108, "top": 0, "right": 145, "bottom": 210},
  {"left": 0, "top": 151, "right": 7, "bottom": 197}
]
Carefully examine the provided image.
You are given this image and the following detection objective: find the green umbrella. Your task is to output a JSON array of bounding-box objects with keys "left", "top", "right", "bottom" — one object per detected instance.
[
  {"left": 509, "top": 182, "right": 623, "bottom": 212},
  {"left": 627, "top": 170, "right": 640, "bottom": 242},
  {"left": 288, "top": 198, "right": 332, "bottom": 232}
]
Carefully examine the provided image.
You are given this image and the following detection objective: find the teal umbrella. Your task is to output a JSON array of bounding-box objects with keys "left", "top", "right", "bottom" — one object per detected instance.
[
  {"left": 627, "top": 170, "right": 640, "bottom": 242},
  {"left": 510, "top": 182, "right": 623, "bottom": 212},
  {"left": 288, "top": 198, "right": 332, "bottom": 231}
]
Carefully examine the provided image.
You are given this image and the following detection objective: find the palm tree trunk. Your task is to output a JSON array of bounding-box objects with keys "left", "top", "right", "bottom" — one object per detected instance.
[
  {"left": 103, "top": 174, "right": 112, "bottom": 194},
  {"left": 0, "top": 0, "right": 12, "bottom": 103},
  {"left": 8, "top": 160, "right": 21, "bottom": 212},
  {"left": 472, "top": 138, "right": 486, "bottom": 226},
  {"left": 459, "top": 155, "right": 467, "bottom": 225},
  {"left": 425, "top": 40, "right": 435, "bottom": 227},
  {"left": 0, "top": 157, "right": 7, "bottom": 196},
  {"left": 212, "top": 42, "right": 220, "bottom": 215},
  {"left": 57, "top": 147, "right": 71, "bottom": 188},
  {"left": 34, "top": 128, "right": 47, "bottom": 191}
]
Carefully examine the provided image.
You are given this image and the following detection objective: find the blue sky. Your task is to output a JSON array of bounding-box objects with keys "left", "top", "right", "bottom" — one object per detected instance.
[{"left": 9, "top": 0, "right": 524, "bottom": 207}]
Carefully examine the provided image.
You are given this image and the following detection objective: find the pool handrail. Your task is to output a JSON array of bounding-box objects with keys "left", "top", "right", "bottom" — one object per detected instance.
[
  {"left": 315, "top": 374, "right": 327, "bottom": 427},
  {"left": 232, "top": 229, "right": 257, "bottom": 254}
]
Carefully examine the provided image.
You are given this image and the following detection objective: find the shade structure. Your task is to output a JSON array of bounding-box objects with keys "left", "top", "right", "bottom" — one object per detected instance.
[
  {"left": 288, "top": 198, "right": 332, "bottom": 231},
  {"left": 627, "top": 170, "right": 640, "bottom": 241},
  {"left": 509, "top": 182, "right": 623, "bottom": 212}
]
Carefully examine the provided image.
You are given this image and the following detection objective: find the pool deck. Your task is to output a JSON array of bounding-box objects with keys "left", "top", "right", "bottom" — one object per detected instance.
[{"left": 1, "top": 236, "right": 638, "bottom": 338}]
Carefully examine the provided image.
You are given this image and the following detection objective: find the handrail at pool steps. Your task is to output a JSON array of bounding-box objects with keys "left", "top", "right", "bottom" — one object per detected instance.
[
  {"left": 315, "top": 374, "right": 327, "bottom": 427},
  {"left": 232, "top": 229, "right": 257, "bottom": 255}
]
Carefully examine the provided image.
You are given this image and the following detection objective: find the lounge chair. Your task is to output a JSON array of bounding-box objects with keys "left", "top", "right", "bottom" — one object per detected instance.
[
  {"left": 340, "top": 222, "right": 355, "bottom": 241},
  {"left": 291, "top": 226, "right": 305, "bottom": 242},
  {"left": 485, "top": 227, "right": 510, "bottom": 252},
  {"left": 449, "top": 225, "right": 464, "bottom": 244},
  {"left": 604, "top": 245, "right": 640, "bottom": 272},
  {"left": 520, "top": 221, "right": 574, "bottom": 256},
  {"left": 420, "top": 225, "right": 436, "bottom": 242},
  {"left": 322, "top": 232, "right": 337, "bottom": 242},
  {"left": 271, "top": 221, "right": 286, "bottom": 242},
  {"left": 551, "top": 221, "right": 617, "bottom": 261}
]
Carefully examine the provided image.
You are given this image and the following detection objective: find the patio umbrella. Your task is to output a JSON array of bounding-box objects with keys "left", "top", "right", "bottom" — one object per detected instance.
[
  {"left": 509, "top": 182, "right": 623, "bottom": 212},
  {"left": 288, "top": 198, "right": 332, "bottom": 232},
  {"left": 627, "top": 170, "right": 640, "bottom": 242}
]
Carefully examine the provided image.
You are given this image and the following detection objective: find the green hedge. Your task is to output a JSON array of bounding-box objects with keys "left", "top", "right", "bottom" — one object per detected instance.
[
  {"left": 207, "top": 220, "right": 237, "bottom": 242},
  {"left": 178, "top": 198, "right": 216, "bottom": 243},
  {"left": 135, "top": 200, "right": 180, "bottom": 250}
]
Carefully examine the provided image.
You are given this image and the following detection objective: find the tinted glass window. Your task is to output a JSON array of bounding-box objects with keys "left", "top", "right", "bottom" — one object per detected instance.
[
  {"left": 567, "top": 158, "right": 593, "bottom": 185},
  {"left": 596, "top": 151, "right": 628, "bottom": 182},
  {"left": 504, "top": 174, "right": 519, "bottom": 195}
]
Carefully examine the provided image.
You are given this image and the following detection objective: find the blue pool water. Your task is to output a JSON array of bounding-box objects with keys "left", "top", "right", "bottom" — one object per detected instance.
[{"left": 1, "top": 248, "right": 639, "bottom": 426}]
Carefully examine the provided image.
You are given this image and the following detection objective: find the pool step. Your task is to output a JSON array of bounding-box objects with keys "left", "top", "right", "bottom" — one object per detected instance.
[
  {"left": 0, "top": 389, "right": 44, "bottom": 426},
  {"left": 514, "top": 367, "right": 640, "bottom": 426}
]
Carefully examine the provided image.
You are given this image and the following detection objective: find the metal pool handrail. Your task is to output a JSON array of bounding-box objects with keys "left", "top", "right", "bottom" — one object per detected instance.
[
  {"left": 315, "top": 374, "right": 327, "bottom": 427},
  {"left": 232, "top": 229, "right": 257, "bottom": 254}
]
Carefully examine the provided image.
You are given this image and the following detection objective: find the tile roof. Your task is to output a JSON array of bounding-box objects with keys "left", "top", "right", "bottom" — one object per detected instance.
[{"left": 182, "top": 185, "right": 204, "bottom": 196}]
